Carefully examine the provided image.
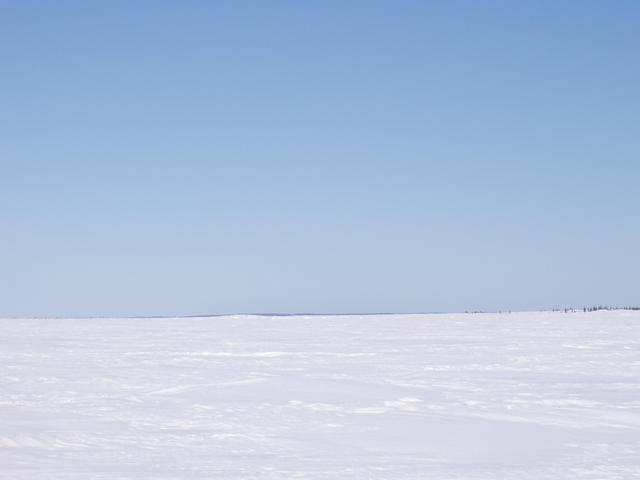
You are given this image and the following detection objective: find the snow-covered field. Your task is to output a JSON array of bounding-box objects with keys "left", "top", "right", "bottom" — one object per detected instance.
[{"left": 1, "top": 311, "right": 639, "bottom": 479}]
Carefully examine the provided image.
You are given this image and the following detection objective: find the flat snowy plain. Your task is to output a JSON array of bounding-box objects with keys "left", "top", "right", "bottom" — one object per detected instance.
[{"left": 1, "top": 311, "right": 639, "bottom": 479}]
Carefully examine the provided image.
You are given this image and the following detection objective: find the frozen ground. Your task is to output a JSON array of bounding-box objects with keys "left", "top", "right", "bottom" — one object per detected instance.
[{"left": 1, "top": 311, "right": 639, "bottom": 479}]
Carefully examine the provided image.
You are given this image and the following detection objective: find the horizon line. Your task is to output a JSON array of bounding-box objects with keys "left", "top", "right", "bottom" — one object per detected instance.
[{"left": 2, "top": 306, "right": 637, "bottom": 320}]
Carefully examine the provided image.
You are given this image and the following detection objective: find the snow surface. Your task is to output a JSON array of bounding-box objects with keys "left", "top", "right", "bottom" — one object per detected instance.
[{"left": 1, "top": 310, "right": 639, "bottom": 479}]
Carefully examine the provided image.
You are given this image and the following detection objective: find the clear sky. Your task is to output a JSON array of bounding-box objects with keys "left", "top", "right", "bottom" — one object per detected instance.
[{"left": 1, "top": 1, "right": 638, "bottom": 317}]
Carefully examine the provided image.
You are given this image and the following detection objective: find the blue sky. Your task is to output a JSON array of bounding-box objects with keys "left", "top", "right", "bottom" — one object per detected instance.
[{"left": 1, "top": 1, "right": 638, "bottom": 317}]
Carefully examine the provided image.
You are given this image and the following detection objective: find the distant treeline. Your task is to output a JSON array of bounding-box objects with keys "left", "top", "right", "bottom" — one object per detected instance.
[
  {"left": 464, "top": 306, "right": 640, "bottom": 314},
  {"left": 579, "top": 306, "right": 639, "bottom": 312},
  {"left": 551, "top": 306, "right": 640, "bottom": 313}
]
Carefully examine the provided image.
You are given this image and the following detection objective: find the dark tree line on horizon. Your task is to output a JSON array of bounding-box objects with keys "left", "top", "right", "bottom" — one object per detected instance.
[
  {"left": 464, "top": 306, "right": 640, "bottom": 314},
  {"left": 580, "top": 305, "right": 640, "bottom": 312},
  {"left": 549, "top": 306, "right": 640, "bottom": 313}
]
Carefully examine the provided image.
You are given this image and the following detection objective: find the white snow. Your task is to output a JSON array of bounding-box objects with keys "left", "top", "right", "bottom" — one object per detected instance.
[{"left": 1, "top": 310, "right": 639, "bottom": 479}]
